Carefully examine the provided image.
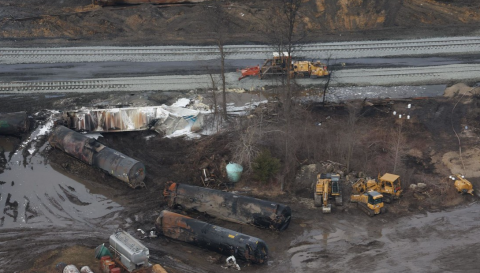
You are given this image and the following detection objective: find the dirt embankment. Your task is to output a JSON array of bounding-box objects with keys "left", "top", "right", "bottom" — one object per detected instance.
[{"left": 0, "top": 0, "right": 479, "bottom": 47}]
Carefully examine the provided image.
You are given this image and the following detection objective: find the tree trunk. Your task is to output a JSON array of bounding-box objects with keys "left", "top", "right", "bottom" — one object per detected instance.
[{"left": 218, "top": 42, "right": 227, "bottom": 120}]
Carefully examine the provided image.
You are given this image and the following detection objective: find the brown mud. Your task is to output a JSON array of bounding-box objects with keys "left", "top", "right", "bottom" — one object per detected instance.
[
  {"left": 0, "top": 0, "right": 480, "bottom": 47},
  {"left": 1, "top": 0, "right": 480, "bottom": 272},
  {"left": 0, "top": 88, "right": 479, "bottom": 272}
]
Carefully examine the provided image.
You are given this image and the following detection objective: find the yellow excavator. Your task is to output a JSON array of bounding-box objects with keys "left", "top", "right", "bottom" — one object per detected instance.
[
  {"left": 350, "top": 191, "right": 386, "bottom": 217},
  {"left": 352, "top": 173, "right": 402, "bottom": 203},
  {"left": 314, "top": 173, "right": 343, "bottom": 213},
  {"left": 449, "top": 174, "right": 474, "bottom": 195}
]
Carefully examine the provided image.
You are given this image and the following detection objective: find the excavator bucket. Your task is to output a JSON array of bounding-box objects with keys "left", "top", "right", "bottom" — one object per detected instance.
[
  {"left": 238, "top": 65, "right": 260, "bottom": 81},
  {"left": 322, "top": 204, "right": 332, "bottom": 214}
]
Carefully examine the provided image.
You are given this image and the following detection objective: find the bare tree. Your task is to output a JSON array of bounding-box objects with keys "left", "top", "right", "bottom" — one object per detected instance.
[
  {"left": 262, "top": 0, "right": 303, "bottom": 190},
  {"left": 345, "top": 102, "right": 360, "bottom": 172},
  {"left": 205, "top": 1, "right": 231, "bottom": 120},
  {"left": 391, "top": 121, "right": 406, "bottom": 173}
]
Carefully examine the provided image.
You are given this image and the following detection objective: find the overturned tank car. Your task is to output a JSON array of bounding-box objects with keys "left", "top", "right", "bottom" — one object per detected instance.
[
  {"left": 163, "top": 182, "right": 291, "bottom": 231},
  {"left": 0, "top": 111, "right": 29, "bottom": 136},
  {"left": 155, "top": 210, "right": 268, "bottom": 264},
  {"left": 48, "top": 126, "right": 146, "bottom": 188}
]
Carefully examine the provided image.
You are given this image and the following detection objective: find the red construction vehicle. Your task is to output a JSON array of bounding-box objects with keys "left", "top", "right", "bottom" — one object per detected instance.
[{"left": 238, "top": 52, "right": 329, "bottom": 81}]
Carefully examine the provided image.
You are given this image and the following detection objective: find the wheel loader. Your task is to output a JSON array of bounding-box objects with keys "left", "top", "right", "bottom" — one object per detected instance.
[
  {"left": 449, "top": 174, "right": 474, "bottom": 195},
  {"left": 350, "top": 191, "right": 386, "bottom": 217},
  {"left": 352, "top": 173, "right": 402, "bottom": 203},
  {"left": 238, "top": 52, "right": 329, "bottom": 80},
  {"left": 314, "top": 173, "right": 343, "bottom": 213}
]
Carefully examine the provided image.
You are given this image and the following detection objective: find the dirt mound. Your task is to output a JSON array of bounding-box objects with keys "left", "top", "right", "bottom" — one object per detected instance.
[
  {"left": 444, "top": 83, "right": 477, "bottom": 97},
  {"left": 442, "top": 149, "right": 480, "bottom": 177},
  {"left": 1, "top": 0, "right": 480, "bottom": 46}
]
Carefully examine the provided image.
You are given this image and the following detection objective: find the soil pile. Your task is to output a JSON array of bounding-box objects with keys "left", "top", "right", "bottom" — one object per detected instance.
[{"left": 1, "top": 0, "right": 479, "bottom": 47}]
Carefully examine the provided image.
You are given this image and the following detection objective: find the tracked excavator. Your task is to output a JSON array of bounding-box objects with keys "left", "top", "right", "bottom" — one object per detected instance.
[
  {"left": 449, "top": 174, "right": 474, "bottom": 195},
  {"left": 350, "top": 191, "right": 386, "bottom": 217},
  {"left": 314, "top": 173, "right": 343, "bottom": 213},
  {"left": 352, "top": 173, "right": 402, "bottom": 203},
  {"left": 238, "top": 52, "right": 329, "bottom": 81}
]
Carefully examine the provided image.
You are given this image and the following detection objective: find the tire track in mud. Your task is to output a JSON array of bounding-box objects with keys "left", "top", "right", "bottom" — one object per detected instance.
[
  {"left": 1, "top": 36, "right": 480, "bottom": 64},
  {"left": 0, "top": 64, "right": 479, "bottom": 93},
  {"left": 285, "top": 204, "right": 480, "bottom": 273}
]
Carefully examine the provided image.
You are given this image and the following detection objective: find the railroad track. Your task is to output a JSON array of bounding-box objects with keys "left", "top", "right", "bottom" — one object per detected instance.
[
  {"left": 1, "top": 64, "right": 479, "bottom": 93},
  {"left": 1, "top": 36, "right": 480, "bottom": 64}
]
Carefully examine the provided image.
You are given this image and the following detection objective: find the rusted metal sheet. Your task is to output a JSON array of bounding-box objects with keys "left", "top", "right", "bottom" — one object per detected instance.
[
  {"left": 48, "top": 126, "right": 146, "bottom": 188},
  {"left": 61, "top": 107, "right": 168, "bottom": 133},
  {"left": 155, "top": 210, "right": 268, "bottom": 264},
  {"left": 95, "top": 0, "right": 205, "bottom": 6},
  {"left": 0, "top": 112, "right": 29, "bottom": 136},
  {"left": 163, "top": 182, "right": 291, "bottom": 231}
]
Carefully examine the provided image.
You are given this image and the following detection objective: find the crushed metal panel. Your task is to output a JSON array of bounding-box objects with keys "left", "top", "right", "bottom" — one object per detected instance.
[
  {"left": 48, "top": 126, "right": 146, "bottom": 188},
  {"left": 155, "top": 210, "right": 268, "bottom": 264},
  {"left": 62, "top": 106, "right": 170, "bottom": 133},
  {"left": 62, "top": 106, "right": 203, "bottom": 135},
  {"left": 163, "top": 182, "right": 291, "bottom": 231}
]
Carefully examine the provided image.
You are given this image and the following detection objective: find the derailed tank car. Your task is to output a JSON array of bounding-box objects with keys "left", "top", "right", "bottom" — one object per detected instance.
[
  {"left": 48, "top": 126, "right": 146, "bottom": 188},
  {"left": 155, "top": 210, "right": 268, "bottom": 264},
  {"left": 164, "top": 182, "right": 291, "bottom": 231},
  {"left": 0, "top": 111, "right": 29, "bottom": 136}
]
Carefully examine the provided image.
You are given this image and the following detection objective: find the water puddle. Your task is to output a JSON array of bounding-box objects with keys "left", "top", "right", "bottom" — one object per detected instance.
[
  {"left": 0, "top": 117, "right": 123, "bottom": 229},
  {"left": 287, "top": 204, "right": 480, "bottom": 272}
]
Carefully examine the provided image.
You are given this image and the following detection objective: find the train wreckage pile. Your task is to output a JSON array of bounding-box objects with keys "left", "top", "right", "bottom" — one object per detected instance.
[
  {"left": 0, "top": 94, "right": 476, "bottom": 271},
  {"left": 0, "top": 98, "right": 293, "bottom": 270}
]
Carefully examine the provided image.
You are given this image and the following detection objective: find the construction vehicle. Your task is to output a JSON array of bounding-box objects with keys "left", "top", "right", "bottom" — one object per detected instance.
[
  {"left": 350, "top": 191, "right": 386, "bottom": 217},
  {"left": 314, "top": 173, "right": 343, "bottom": 213},
  {"left": 449, "top": 174, "right": 474, "bottom": 195},
  {"left": 352, "top": 173, "right": 402, "bottom": 203},
  {"left": 238, "top": 52, "right": 329, "bottom": 81}
]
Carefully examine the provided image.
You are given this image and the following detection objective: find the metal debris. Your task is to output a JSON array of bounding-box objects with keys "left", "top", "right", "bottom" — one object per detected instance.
[{"left": 221, "top": 256, "right": 241, "bottom": 270}]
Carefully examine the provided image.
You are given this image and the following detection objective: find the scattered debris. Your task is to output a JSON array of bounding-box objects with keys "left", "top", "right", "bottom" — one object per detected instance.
[{"left": 221, "top": 256, "right": 241, "bottom": 270}]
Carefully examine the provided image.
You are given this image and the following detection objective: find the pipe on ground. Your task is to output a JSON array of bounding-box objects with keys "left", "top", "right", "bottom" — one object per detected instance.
[
  {"left": 155, "top": 210, "right": 268, "bottom": 264},
  {"left": 48, "top": 125, "right": 146, "bottom": 188},
  {"left": 163, "top": 182, "right": 291, "bottom": 231}
]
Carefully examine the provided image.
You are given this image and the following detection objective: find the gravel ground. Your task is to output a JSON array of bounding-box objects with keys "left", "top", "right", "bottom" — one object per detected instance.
[
  {"left": 1, "top": 36, "right": 480, "bottom": 64},
  {"left": 1, "top": 64, "right": 480, "bottom": 93}
]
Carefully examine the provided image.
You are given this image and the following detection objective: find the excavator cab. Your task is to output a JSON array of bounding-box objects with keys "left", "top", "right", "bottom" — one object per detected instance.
[
  {"left": 377, "top": 173, "right": 402, "bottom": 202},
  {"left": 314, "top": 173, "right": 343, "bottom": 213},
  {"left": 350, "top": 191, "right": 385, "bottom": 217},
  {"left": 367, "top": 191, "right": 383, "bottom": 207}
]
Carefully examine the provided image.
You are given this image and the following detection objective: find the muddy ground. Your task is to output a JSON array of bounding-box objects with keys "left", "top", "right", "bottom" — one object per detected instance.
[
  {"left": 1, "top": 0, "right": 480, "bottom": 272},
  {"left": 1, "top": 0, "right": 480, "bottom": 47},
  {"left": 1, "top": 85, "right": 480, "bottom": 272}
]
